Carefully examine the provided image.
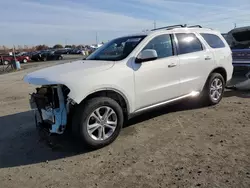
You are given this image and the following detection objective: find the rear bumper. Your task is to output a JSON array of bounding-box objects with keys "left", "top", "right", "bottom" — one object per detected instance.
[{"left": 226, "top": 63, "right": 250, "bottom": 90}]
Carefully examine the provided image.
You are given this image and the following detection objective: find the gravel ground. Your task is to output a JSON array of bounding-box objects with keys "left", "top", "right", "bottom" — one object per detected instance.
[{"left": 0, "top": 61, "right": 249, "bottom": 188}]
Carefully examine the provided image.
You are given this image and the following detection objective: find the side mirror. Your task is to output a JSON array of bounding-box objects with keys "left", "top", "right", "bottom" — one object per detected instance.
[{"left": 135, "top": 49, "right": 158, "bottom": 63}]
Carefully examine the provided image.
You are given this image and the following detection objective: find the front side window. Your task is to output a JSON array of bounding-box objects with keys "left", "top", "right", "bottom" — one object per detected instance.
[
  {"left": 86, "top": 35, "right": 146, "bottom": 61},
  {"left": 142, "top": 34, "right": 174, "bottom": 59},
  {"left": 200, "top": 33, "right": 225, "bottom": 48},
  {"left": 176, "top": 33, "right": 203, "bottom": 55}
]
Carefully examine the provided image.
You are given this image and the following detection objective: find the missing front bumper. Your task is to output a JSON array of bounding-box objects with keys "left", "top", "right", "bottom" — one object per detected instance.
[{"left": 30, "top": 85, "right": 68, "bottom": 134}]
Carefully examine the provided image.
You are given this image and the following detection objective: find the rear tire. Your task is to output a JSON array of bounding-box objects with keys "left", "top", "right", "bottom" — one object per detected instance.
[
  {"left": 200, "top": 73, "right": 225, "bottom": 105},
  {"left": 72, "top": 97, "right": 124, "bottom": 149},
  {"left": 3, "top": 60, "right": 9, "bottom": 65}
]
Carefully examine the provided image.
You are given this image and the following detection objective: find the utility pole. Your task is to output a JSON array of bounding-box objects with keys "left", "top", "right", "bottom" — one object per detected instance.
[
  {"left": 95, "top": 32, "right": 98, "bottom": 45},
  {"left": 154, "top": 20, "right": 156, "bottom": 29},
  {"left": 65, "top": 38, "right": 68, "bottom": 46}
]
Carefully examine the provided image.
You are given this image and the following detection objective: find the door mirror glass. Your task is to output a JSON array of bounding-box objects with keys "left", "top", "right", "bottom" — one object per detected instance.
[{"left": 136, "top": 49, "right": 158, "bottom": 63}]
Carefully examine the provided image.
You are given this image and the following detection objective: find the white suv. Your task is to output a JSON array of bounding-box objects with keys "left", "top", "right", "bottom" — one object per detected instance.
[{"left": 24, "top": 25, "right": 233, "bottom": 149}]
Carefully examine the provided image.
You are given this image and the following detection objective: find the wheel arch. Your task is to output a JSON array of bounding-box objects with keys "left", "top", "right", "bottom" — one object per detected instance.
[
  {"left": 209, "top": 67, "right": 227, "bottom": 82},
  {"left": 201, "top": 67, "right": 227, "bottom": 91},
  {"left": 79, "top": 88, "right": 131, "bottom": 118}
]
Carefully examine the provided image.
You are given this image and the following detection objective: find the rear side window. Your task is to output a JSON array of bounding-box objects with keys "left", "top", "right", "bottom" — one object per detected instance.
[
  {"left": 176, "top": 33, "right": 203, "bottom": 55},
  {"left": 200, "top": 33, "right": 225, "bottom": 48}
]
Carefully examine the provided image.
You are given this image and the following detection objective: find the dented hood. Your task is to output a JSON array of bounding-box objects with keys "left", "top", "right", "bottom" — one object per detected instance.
[{"left": 24, "top": 60, "right": 114, "bottom": 85}]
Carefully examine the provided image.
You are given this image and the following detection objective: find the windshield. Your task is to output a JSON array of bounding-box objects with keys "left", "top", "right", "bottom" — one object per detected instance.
[{"left": 86, "top": 35, "right": 146, "bottom": 61}]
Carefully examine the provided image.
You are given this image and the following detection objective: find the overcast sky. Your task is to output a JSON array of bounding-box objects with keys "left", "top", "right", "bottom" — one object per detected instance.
[{"left": 1, "top": 0, "right": 250, "bottom": 47}]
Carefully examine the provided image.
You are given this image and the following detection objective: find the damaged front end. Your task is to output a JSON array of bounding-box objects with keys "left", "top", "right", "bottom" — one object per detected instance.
[{"left": 29, "top": 85, "right": 74, "bottom": 137}]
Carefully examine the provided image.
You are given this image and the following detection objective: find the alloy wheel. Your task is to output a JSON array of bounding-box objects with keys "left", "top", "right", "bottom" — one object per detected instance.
[
  {"left": 210, "top": 78, "right": 223, "bottom": 101},
  {"left": 87, "top": 106, "right": 117, "bottom": 141}
]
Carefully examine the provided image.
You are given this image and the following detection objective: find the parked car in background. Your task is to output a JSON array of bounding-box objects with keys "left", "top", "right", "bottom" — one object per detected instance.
[
  {"left": 16, "top": 53, "right": 31, "bottom": 63},
  {"left": 55, "top": 48, "right": 72, "bottom": 55},
  {"left": 226, "top": 26, "right": 250, "bottom": 65},
  {"left": 0, "top": 54, "right": 30, "bottom": 65},
  {"left": 225, "top": 26, "right": 250, "bottom": 90},
  {"left": 31, "top": 50, "right": 63, "bottom": 61},
  {"left": 24, "top": 24, "right": 233, "bottom": 149}
]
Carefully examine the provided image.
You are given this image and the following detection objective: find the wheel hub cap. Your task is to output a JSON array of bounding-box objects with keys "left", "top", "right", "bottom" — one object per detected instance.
[
  {"left": 87, "top": 106, "right": 117, "bottom": 141},
  {"left": 210, "top": 78, "right": 223, "bottom": 101}
]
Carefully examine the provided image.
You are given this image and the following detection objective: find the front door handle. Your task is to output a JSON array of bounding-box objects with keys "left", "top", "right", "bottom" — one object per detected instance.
[
  {"left": 205, "top": 56, "right": 212, "bottom": 60},
  {"left": 168, "top": 63, "right": 177, "bottom": 68}
]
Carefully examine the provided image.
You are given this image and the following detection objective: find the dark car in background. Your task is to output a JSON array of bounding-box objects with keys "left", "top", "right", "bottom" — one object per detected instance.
[
  {"left": 226, "top": 26, "right": 250, "bottom": 66},
  {"left": 225, "top": 26, "right": 250, "bottom": 90},
  {"left": 31, "top": 50, "right": 63, "bottom": 61},
  {"left": 70, "top": 48, "right": 83, "bottom": 54},
  {"left": 54, "top": 48, "right": 72, "bottom": 55}
]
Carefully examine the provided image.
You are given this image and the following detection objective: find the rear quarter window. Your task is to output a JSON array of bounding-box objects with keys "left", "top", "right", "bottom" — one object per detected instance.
[
  {"left": 175, "top": 33, "right": 203, "bottom": 55},
  {"left": 200, "top": 33, "right": 226, "bottom": 49}
]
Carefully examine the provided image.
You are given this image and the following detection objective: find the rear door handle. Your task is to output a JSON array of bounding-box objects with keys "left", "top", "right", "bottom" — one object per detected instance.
[
  {"left": 205, "top": 56, "right": 212, "bottom": 60},
  {"left": 168, "top": 63, "right": 177, "bottom": 68}
]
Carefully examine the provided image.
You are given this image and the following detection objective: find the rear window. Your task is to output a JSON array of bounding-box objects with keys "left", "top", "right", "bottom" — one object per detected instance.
[
  {"left": 232, "top": 30, "right": 250, "bottom": 42},
  {"left": 176, "top": 33, "right": 203, "bottom": 55},
  {"left": 201, "top": 33, "right": 225, "bottom": 48}
]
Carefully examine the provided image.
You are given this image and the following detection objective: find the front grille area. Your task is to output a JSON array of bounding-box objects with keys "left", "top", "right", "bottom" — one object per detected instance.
[{"left": 34, "top": 86, "right": 60, "bottom": 109}]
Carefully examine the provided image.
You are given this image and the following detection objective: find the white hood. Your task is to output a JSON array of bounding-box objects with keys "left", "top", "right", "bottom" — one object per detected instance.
[{"left": 24, "top": 60, "right": 114, "bottom": 85}]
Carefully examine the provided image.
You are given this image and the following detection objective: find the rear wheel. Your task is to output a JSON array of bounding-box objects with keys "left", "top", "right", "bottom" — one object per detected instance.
[
  {"left": 200, "top": 73, "right": 225, "bottom": 105},
  {"left": 23, "top": 59, "right": 28, "bottom": 63},
  {"left": 72, "top": 97, "right": 124, "bottom": 149},
  {"left": 3, "top": 60, "right": 9, "bottom": 65}
]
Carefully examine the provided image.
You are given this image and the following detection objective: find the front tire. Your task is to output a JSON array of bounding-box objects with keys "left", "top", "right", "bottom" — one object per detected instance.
[
  {"left": 72, "top": 97, "right": 124, "bottom": 149},
  {"left": 200, "top": 73, "right": 225, "bottom": 105}
]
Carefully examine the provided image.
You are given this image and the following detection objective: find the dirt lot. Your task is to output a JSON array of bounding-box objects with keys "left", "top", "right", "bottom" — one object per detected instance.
[{"left": 0, "top": 61, "right": 250, "bottom": 188}]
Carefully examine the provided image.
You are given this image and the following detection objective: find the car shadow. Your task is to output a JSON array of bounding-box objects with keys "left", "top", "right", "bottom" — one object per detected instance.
[
  {"left": 223, "top": 89, "right": 250, "bottom": 98},
  {"left": 0, "top": 111, "right": 93, "bottom": 169}
]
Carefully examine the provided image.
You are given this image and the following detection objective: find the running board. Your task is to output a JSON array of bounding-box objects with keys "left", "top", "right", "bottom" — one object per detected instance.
[{"left": 134, "top": 91, "right": 200, "bottom": 114}]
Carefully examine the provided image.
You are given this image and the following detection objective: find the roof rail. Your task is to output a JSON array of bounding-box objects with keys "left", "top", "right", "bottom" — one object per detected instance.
[
  {"left": 188, "top": 25, "right": 202, "bottom": 28},
  {"left": 151, "top": 24, "right": 187, "bottom": 31}
]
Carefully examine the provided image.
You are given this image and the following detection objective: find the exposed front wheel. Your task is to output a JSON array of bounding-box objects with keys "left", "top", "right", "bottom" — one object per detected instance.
[
  {"left": 23, "top": 59, "right": 28, "bottom": 63},
  {"left": 72, "top": 97, "right": 124, "bottom": 149},
  {"left": 201, "top": 73, "right": 225, "bottom": 105}
]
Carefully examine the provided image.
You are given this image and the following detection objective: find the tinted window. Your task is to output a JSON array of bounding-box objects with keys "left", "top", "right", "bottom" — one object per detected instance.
[
  {"left": 232, "top": 30, "right": 250, "bottom": 42},
  {"left": 201, "top": 33, "right": 225, "bottom": 48},
  {"left": 176, "top": 33, "right": 203, "bottom": 55},
  {"left": 142, "top": 34, "right": 173, "bottom": 59}
]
